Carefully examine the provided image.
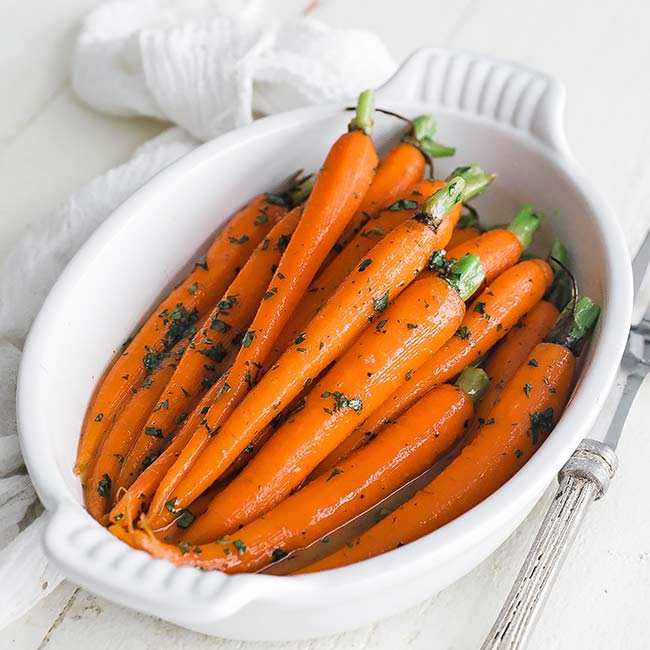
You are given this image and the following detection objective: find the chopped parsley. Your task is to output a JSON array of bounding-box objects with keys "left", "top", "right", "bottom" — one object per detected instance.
[
  {"left": 195, "top": 255, "right": 208, "bottom": 271},
  {"left": 142, "top": 349, "right": 163, "bottom": 371},
  {"left": 153, "top": 399, "right": 169, "bottom": 412},
  {"left": 327, "top": 468, "right": 344, "bottom": 481},
  {"left": 241, "top": 330, "right": 255, "bottom": 348},
  {"left": 228, "top": 234, "right": 250, "bottom": 245},
  {"left": 233, "top": 539, "right": 247, "bottom": 555},
  {"left": 271, "top": 548, "right": 288, "bottom": 562},
  {"left": 373, "top": 291, "right": 389, "bottom": 312},
  {"left": 523, "top": 383, "right": 532, "bottom": 397},
  {"left": 165, "top": 498, "right": 178, "bottom": 513},
  {"left": 210, "top": 317, "right": 231, "bottom": 333},
  {"left": 199, "top": 342, "right": 228, "bottom": 363},
  {"left": 529, "top": 407, "right": 554, "bottom": 444},
  {"left": 94, "top": 413, "right": 104, "bottom": 422},
  {"left": 188, "top": 281, "right": 199, "bottom": 295},
  {"left": 358, "top": 258, "right": 373, "bottom": 272},
  {"left": 175, "top": 510, "right": 195, "bottom": 529},
  {"left": 263, "top": 287, "right": 278, "bottom": 300},
  {"left": 145, "top": 426, "right": 163, "bottom": 438},
  {"left": 97, "top": 474, "right": 111, "bottom": 498},
  {"left": 455, "top": 326, "right": 471, "bottom": 340},
  {"left": 528, "top": 358, "right": 539, "bottom": 367},
  {"left": 387, "top": 198, "right": 418, "bottom": 211},
  {"left": 294, "top": 332, "right": 306, "bottom": 344}
]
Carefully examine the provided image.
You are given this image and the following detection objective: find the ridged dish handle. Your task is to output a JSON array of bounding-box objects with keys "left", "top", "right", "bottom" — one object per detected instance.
[
  {"left": 42, "top": 505, "right": 269, "bottom": 624},
  {"left": 376, "top": 48, "right": 571, "bottom": 156}
]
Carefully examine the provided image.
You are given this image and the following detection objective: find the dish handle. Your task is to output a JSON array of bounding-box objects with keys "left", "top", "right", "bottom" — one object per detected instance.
[
  {"left": 376, "top": 48, "right": 571, "bottom": 157},
  {"left": 42, "top": 505, "right": 292, "bottom": 625}
]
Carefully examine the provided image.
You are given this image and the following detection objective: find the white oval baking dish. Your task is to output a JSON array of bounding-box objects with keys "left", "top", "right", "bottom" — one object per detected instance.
[{"left": 17, "top": 49, "right": 632, "bottom": 641}]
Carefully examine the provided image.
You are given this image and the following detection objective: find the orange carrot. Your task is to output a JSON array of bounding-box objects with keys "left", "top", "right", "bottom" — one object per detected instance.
[
  {"left": 135, "top": 91, "right": 379, "bottom": 526},
  {"left": 75, "top": 177, "right": 304, "bottom": 478},
  {"left": 115, "top": 207, "right": 303, "bottom": 490},
  {"left": 143, "top": 171, "right": 479, "bottom": 530},
  {"left": 446, "top": 204, "right": 543, "bottom": 284},
  {"left": 448, "top": 225, "right": 481, "bottom": 248},
  {"left": 273, "top": 167, "right": 495, "bottom": 361},
  {"left": 83, "top": 347, "right": 183, "bottom": 520},
  {"left": 300, "top": 298, "right": 600, "bottom": 572},
  {"left": 173, "top": 255, "right": 485, "bottom": 543},
  {"left": 315, "top": 259, "right": 553, "bottom": 472},
  {"left": 475, "top": 300, "right": 559, "bottom": 424},
  {"left": 132, "top": 368, "right": 487, "bottom": 571}
]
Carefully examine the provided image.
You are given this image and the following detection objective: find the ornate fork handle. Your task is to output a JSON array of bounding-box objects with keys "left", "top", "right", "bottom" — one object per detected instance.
[{"left": 481, "top": 440, "right": 618, "bottom": 650}]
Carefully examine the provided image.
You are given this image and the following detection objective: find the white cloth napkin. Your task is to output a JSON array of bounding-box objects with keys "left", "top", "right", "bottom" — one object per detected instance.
[{"left": 0, "top": 0, "right": 395, "bottom": 628}]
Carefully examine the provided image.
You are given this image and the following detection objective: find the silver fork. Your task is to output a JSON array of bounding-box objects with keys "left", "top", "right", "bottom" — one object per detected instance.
[{"left": 481, "top": 231, "right": 650, "bottom": 650}]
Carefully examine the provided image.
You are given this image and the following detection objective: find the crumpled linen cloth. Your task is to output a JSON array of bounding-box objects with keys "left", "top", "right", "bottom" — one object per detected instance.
[{"left": 0, "top": 0, "right": 395, "bottom": 628}]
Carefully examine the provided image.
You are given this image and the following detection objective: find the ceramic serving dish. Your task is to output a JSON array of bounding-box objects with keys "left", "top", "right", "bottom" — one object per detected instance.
[{"left": 17, "top": 49, "right": 632, "bottom": 641}]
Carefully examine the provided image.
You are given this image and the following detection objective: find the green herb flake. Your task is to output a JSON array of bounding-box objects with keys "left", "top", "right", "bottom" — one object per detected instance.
[
  {"left": 528, "top": 358, "right": 539, "bottom": 367},
  {"left": 277, "top": 234, "right": 292, "bottom": 252},
  {"left": 210, "top": 317, "right": 231, "bottom": 333},
  {"left": 142, "top": 350, "right": 163, "bottom": 371},
  {"left": 188, "top": 281, "right": 199, "bottom": 295},
  {"left": 376, "top": 319, "right": 388, "bottom": 331},
  {"left": 178, "top": 541, "right": 191, "bottom": 555},
  {"left": 199, "top": 342, "right": 228, "bottom": 363},
  {"left": 387, "top": 198, "right": 418, "bottom": 211},
  {"left": 529, "top": 407, "right": 554, "bottom": 444},
  {"left": 145, "top": 426, "right": 163, "bottom": 438},
  {"left": 473, "top": 302, "right": 488, "bottom": 316},
  {"left": 405, "top": 370, "right": 413, "bottom": 381},
  {"left": 358, "top": 258, "right": 373, "bottom": 272},
  {"left": 241, "top": 330, "right": 255, "bottom": 348},
  {"left": 373, "top": 291, "right": 389, "bottom": 312},
  {"left": 113, "top": 453, "right": 124, "bottom": 463},
  {"left": 271, "top": 548, "right": 288, "bottom": 562},
  {"left": 94, "top": 413, "right": 104, "bottom": 422},
  {"left": 228, "top": 234, "right": 250, "bottom": 245},
  {"left": 165, "top": 498, "right": 178, "bottom": 513},
  {"left": 523, "top": 383, "right": 532, "bottom": 397},
  {"left": 97, "top": 474, "right": 111, "bottom": 498},
  {"left": 303, "top": 377, "right": 312, "bottom": 388},
  {"left": 153, "top": 399, "right": 169, "bottom": 412},
  {"left": 294, "top": 332, "right": 306, "bottom": 344},
  {"left": 265, "top": 193, "right": 286, "bottom": 206},
  {"left": 176, "top": 510, "right": 195, "bottom": 529},
  {"left": 254, "top": 212, "right": 269, "bottom": 226},
  {"left": 455, "top": 326, "right": 471, "bottom": 340},
  {"left": 142, "top": 452, "right": 160, "bottom": 468},
  {"left": 195, "top": 255, "right": 208, "bottom": 271},
  {"left": 407, "top": 323, "right": 418, "bottom": 330},
  {"left": 327, "top": 468, "right": 344, "bottom": 481},
  {"left": 263, "top": 287, "right": 278, "bottom": 300},
  {"left": 233, "top": 539, "right": 247, "bottom": 555}
]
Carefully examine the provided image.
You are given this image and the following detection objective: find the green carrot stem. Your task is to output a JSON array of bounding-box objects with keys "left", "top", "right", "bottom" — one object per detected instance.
[
  {"left": 545, "top": 296, "right": 600, "bottom": 356},
  {"left": 445, "top": 164, "right": 496, "bottom": 202},
  {"left": 415, "top": 176, "right": 466, "bottom": 230},
  {"left": 456, "top": 367, "right": 490, "bottom": 402},
  {"left": 508, "top": 205, "right": 544, "bottom": 249},
  {"left": 348, "top": 90, "right": 375, "bottom": 135},
  {"left": 286, "top": 173, "right": 315, "bottom": 206},
  {"left": 444, "top": 253, "right": 486, "bottom": 302}
]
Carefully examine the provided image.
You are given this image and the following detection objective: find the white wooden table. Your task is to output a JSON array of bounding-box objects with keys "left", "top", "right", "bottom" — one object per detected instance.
[{"left": 2, "top": 1, "right": 650, "bottom": 648}]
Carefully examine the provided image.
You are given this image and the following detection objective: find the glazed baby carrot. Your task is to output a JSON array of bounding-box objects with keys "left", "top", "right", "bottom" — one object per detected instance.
[
  {"left": 115, "top": 207, "right": 304, "bottom": 491},
  {"left": 474, "top": 300, "right": 559, "bottom": 425},
  {"left": 326, "top": 114, "right": 446, "bottom": 257},
  {"left": 316, "top": 258, "right": 553, "bottom": 471},
  {"left": 137, "top": 91, "right": 379, "bottom": 525},
  {"left": 271, "top": 166, "right": 495, "bottom": 362},
  {"left": 75, "top": 174, "right": 309, "bottom": 478},
  {"left": 174, "top": 254, "right": 485, "bottom": 543},
  {"left": 300, "top": 298, "right": 600, "bottom": 572},
  {"left": 132, "top": 368, "right": 488, "bottom": 571},
  {"left": 144, "top": 172, "right": 479, "bottom": 529},
  {"left": 447, "top": 207, "right": 481, "bottom": 248},
  {"left": 443, "top": 205, "right": 543, "bottom": 284},
  {"left": 83, "top": 346, "right": 184, "bottom": 520}
]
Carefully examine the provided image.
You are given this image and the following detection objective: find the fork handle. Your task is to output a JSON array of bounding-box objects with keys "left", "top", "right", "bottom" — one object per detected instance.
[{"left": 481, "top": 439, "right": 618, "bottom": 650}]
